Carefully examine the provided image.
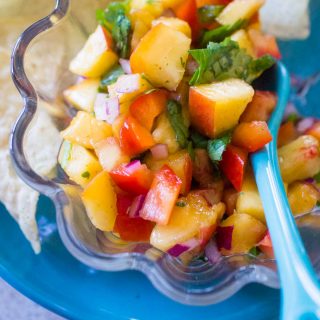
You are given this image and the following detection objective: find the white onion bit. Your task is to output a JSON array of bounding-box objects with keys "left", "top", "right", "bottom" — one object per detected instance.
[
  {"left": 115, "top": 74, "right": 139, "bottom": 93},
  {"left": 94, "top": 94, "right": 119, "bottom": 124},
  {"left": 297, "top": 117, "right": 315, "bottom": 133},
  {"left": 119, "top": 59, "right": 132, "bottom": 74}
]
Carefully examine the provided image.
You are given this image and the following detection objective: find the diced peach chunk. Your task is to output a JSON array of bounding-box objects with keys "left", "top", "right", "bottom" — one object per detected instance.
[
  {"left": 69, "top": 26, "right": 118, "bottom": 77},
  {"left": 130, "top": 24, "right": 191, "bottom": 90},
  {"left": 189, "top": 79, "right": 254, "bottom": 138}
]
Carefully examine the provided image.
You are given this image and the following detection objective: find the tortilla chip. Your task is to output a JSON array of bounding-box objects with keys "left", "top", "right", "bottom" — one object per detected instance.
[
  {"left": 25, "top": 104, "right": 62, "bottom": 176},
  {"left": 260, "top": 0, "right": 310, "bottom": 40},
  {"left": 0, "top": 150, "right": 40, "bottom": 253},
  {"left": 0, "top": 30, "right": 61, "bottom": 253}
]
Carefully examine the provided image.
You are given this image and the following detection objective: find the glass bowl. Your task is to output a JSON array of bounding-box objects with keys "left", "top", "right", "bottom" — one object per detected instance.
[{"left": 10, "top": 0, "right": 320, "bottom": 305}]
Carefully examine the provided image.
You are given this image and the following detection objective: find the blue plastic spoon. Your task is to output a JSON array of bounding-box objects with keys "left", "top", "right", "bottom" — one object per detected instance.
[{"left": 251, "top": 62, "right": 320, "bottom": 319}]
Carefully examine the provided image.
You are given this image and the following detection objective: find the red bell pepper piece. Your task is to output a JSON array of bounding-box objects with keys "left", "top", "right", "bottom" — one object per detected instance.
[
  {"left": 220, "top": 145, "right": 248, "bottom": 191},
  {"left": 114, "top": 194, "right": 154, "bottom": 242},
  {"left": 129, "top": 90, "right": 168, "bottom": 131},
  {"left": 258, "top": 231, "right": 274, "bottom": 259},
  {"left": 140, "top": 165, "right": 182, "bottom": 225},
  {"left": 173, "top": 0, "right": 201, "bottom": 40},
  {"left": 232, "top": 121, "right": 272, "bottom": 152},
  {"left": 110, "top": 160, "right": 153, "bottom": 195},
  {"left": 120, "top": 115, "right": 155, "bottom": 156}
]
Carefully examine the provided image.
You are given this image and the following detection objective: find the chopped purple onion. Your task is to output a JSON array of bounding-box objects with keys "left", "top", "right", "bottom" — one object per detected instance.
[
  {"left": 167, "top": 238, "right": 200, "bottom": 257},
  {"left": 125, "top": 160, "right": 142, "bottom": 174},
  {"left": 128, "top": 195, "right": 146, "bottom": 218},
  {"left": 216, "top": 226, "right": 234, "bottom": 250},
  {"left": 205, "top": 239, "right": 221, "bottom": 264}
]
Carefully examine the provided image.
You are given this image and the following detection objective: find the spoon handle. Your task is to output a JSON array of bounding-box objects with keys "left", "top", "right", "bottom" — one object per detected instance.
[{"left": 251, "top": 62, "right": 320, "bottom": 319}]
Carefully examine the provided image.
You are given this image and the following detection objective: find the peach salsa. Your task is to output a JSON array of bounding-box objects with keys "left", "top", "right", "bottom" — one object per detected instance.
[{"left": 59, "top": 0, "right": 320, "bottom": 262}]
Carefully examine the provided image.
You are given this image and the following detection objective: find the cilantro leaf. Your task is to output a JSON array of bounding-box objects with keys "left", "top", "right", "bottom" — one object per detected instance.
[
  {"left": 81, "top": 171, "right": 91, "bottom": 179},
  {"left": 286, "top": 113, "right": 299, "bottom": 123},
  {"left": 189, "top": 38, "right": 275, "bottom": 85},
  {"left": 96, "top": 2, "right": 131, "bottom": 58},
  {"left": 200, "top": 19, "right": 246, "bottom": 47},
  {"left": 249, "top": 246, "right": 261, "bottom": 257},
  {"left": 207, "top": 132, "right": 232, "bottom": 164},
  {"left": 99, "top": 65, "right": 124, "bottom": 92},
  {"left": 167, "top": 100, "right": 189, "bottom": 148},
  {"left": 314, "top": 172, "right": 320, "bottom": 183},
  {"left": 190, "top": 131, "right": 208, "bottom": 149},
  {"left": 246, "top": 55, "right": 276, "bottom": 83},
  {"left": 176, "top": 200, "right": 187, "bottom": 207},
  {"left": 197, "top": 5, "right": 225, "bottom": 24},
  {"left": 187, "top": 141, "right": 195, "bottom": 160}
]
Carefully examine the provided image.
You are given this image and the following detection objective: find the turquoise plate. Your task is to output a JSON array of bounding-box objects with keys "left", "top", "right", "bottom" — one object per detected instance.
[{"left": 1, "top": 1, "right": 319, "bottom": 319}]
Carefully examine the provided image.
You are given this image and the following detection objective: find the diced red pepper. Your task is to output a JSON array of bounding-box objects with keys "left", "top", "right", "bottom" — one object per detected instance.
[
  {"left": 240, "top": 90, "right": 277, "bottom": 123},
  {"left": 248, "top": 29, "right": 282, "bottom": 60},
  {"left": 173, "top": 0, "right": 201, "bottom": 40},
  {"left": 120, "top": 115, "right": 155, "bottom": 156},
  {"left": 232, "top": 121, "right": 272, "bottom": 152},
  {"left": 220, "top": 145, "right": 248, "bottom": 191},
  {"left": 278, "top": 121, "right": 299, "bottom": 147},
  {"left": 258, "top": 231, "right": 274, "bottom": 259},
  {"left": 306, "top": 121, "right": 320, "bottom": 142},
  {"left": 140, "top": 165, "right": 182, "bottom": 225},
  {"left": 110, "top": 160, "right": 153, "bottom": 195},
  {"left": 129, "top": 90, "right": 168, "bottom": 131},
  {"left": 114, "top": 194, "right": 154, "bottom": 242}
]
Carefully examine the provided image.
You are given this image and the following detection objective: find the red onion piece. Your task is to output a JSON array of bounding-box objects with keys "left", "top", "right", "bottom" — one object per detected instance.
[
  {"left": 186, "top": 58, "right": 199, "bottom": 76},
  {"left": 116, "top": 74, "right": 139, "bottom": 93},
  {"left": 297, "top": 117, "right": 315, "bottom": 133},
  {"left": 125, "top": 160, "right": 142, "bottom": 174},
  {"left": 205, "top": 239, "right": 221, "bottom": 264},
  {"left": 119, "top": 58, "right": 132, "bottom": 74},
  {"left": 94, "top": 94, "right": 119, "bottom": 124},
  {"left": 128, "top": 195, "right": 146, "bottom": 218},
  {"left": 305, "top": 178, "right": 315, "bottom": 184},
  {"left": 150, "top": 144, "right": 169, "bottom": 160},
  {"left": 216, "top": 226, "right": 234, "bottom": 250},
  {"left": 167, "top": 238, "right": 200, "bottom": 257}
]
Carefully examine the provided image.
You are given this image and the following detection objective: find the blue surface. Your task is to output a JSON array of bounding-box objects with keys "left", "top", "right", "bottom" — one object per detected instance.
[{"left": 0, "top": 197, "right": 279, "bottom": 320}]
